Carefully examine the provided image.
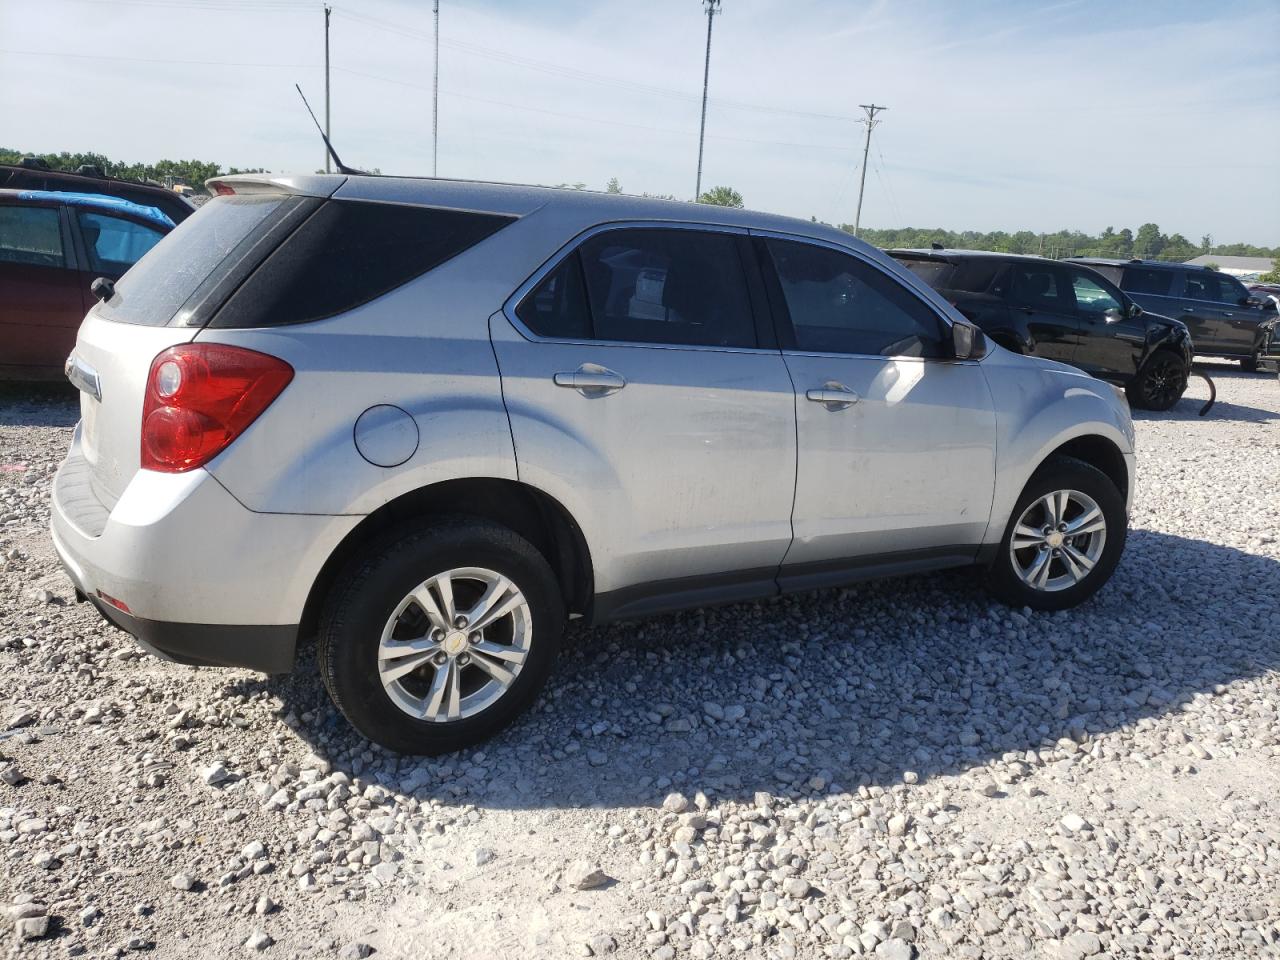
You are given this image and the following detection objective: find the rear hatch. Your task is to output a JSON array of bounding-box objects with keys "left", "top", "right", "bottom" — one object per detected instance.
[{"left": 69, "top": 184, "right": 331, "bottom": 506}]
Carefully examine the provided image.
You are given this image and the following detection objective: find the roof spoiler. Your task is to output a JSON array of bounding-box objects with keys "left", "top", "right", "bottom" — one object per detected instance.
[{"left": 204, "top": 173, "right": 347, "bottom": 199}]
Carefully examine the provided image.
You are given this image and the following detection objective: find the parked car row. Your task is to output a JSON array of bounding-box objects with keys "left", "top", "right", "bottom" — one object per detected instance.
[
  {"left": 0, "top": 160, "right": 1269, "bottom": 752},
  {"left": 888, "top": 250, "right": 1194, "bottom": 410},
  {"left": 1, "top": 177, "right": 177, "bottom": 378}
]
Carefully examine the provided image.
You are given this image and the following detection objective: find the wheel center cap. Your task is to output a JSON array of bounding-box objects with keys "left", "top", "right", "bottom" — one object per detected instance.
[
  {"left": 443, "top": 632, "right": 468, "bottom": 656},
  {"left": 1046, "top": 531, "right": 1065, "bottom": 548}
]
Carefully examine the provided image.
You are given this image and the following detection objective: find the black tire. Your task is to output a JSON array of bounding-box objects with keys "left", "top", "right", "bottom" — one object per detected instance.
[
  {"left": 1126, "top": 349, "right": 1187, "bottom": 411},
  {"left": 318, "top": 518, "right": 565, "bottom": 755},
  {"left": 985, "top": 455, "right": 1127, "bottom": 612}
]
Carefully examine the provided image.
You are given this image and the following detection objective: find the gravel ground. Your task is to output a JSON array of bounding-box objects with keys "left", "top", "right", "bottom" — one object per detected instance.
[{"left": 1, "top": 364, "right": 1278, "bottom": 960}]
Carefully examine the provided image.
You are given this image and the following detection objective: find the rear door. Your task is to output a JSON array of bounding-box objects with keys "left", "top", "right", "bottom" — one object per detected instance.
[
  {"left": 1005, "top": 260, "right": 1082, "bottom": 364},
  {"left": 0, "top": 201, "right": 86, "bottom": 373},
  {"left": 491, "top": 224, "right": 797, "bottom": 611},
  {"left": 757, "top": 235, "right": 996, "bottom": 581}
]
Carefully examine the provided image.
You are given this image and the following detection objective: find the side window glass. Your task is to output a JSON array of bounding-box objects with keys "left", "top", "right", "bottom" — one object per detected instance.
[
  {"left": 1120, "top": 267, "right": 1173, "bottom": 296},
  {"left": 1183, "top": 270, "right": 1234, "bottom": 304},
  {"left": 516, "top": 253, "right": 591, "bottom": 339},
  {"left": 76, "top": 211, "right": 164, "bottom": 274},
  {"left": 577, "top": 229, "right": 755, "bottom": 348},
  {"left": 1068, "top": 270, "right": 1122, "bottom": 317},
  {"left": 766, "top": 239, "right": 945, "bottom": 358},
  {"left": 0, "top": 205, "right": 65, "bottom": 268},
  {"left": 1008, "top": 264, "right": 1070, "bottom": 311}
]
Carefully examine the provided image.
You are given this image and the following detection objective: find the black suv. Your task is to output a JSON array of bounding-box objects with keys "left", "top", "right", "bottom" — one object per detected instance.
[
  {"left": 1066, "top": 257, "right": 1276, "bottom": 372},
  {"left": 891, "top": 249, "right": 1192, "bottom": 410}
]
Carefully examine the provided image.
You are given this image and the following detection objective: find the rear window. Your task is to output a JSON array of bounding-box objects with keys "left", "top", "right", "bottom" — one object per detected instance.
[
  {"left": 96, "top": 195, "right": 287, "bottom": 327},
  {"left": 895, "top": 257, "right": 954, "bottom": 290},
  {"left": 211, "top": 200, "right": 515, "bottom": 328}
]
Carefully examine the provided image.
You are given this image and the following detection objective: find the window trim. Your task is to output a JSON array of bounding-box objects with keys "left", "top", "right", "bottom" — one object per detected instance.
[
  {"left": 503, "top": 220, "right": 777, "bottom": 355},
  {"left": 748, "top": 229, "right": 972, "bottom": 364}
]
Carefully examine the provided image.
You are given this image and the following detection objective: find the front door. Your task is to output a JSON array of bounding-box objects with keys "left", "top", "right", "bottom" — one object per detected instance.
[
  {"left": 755, "top": 236, "right": 996, "bottom": 585},
  {"left": 0, "top": 202, "right": 85, "bottom": 373},
  {"left": 1005, "top": 260, "right": 1082, "bottom": 364},
  {"left": 491, "top": 225, "right": 797, "bottom": 613},
  {"left": 1066, "top": 265, "right": 1144, "bottom": 380}
]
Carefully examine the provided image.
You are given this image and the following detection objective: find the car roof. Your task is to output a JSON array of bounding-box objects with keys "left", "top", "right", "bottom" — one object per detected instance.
[
  {"left": 207, "top": 172, "right": 867, "bottom": 249},
  {"left": 0, "top": 163, "right": 197, "bottom": 222},
  {"left": 1066, "top": 257, "right": 1186, "bottom": 271},
  {"left": 0, "top": 189, "right": 175, "bottom": 228},
  {"left": 889, "top": 248, "right": 1068, "bottom": 265}
]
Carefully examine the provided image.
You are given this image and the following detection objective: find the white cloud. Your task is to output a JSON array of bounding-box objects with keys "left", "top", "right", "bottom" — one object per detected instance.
[{"left": 1, "top": 0, "right": 1276, "bottom": 243}]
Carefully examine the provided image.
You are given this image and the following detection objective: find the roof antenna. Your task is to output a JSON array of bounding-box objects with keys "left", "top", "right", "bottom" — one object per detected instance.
[{"left": 295, "top": 83, "right": 367, "bottom": 175}]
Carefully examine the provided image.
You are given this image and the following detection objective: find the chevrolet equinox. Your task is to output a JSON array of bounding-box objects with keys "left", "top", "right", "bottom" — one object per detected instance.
[{"left": 52, "top": 174, "right": 1136, "bottom": 754}]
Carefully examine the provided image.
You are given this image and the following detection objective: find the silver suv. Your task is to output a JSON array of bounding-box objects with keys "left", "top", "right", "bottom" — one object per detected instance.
[{"left": 51, "top": 174, "right": 1135, "bottom": 754}]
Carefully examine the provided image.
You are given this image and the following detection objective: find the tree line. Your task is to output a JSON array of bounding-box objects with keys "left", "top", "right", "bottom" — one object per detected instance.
[{"left": 5, "top": 150, "right": 1273, "bottom": 264}]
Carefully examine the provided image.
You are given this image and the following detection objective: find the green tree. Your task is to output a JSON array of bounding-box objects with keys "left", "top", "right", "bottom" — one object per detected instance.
[
  {"left": 1258, "top": 258, "right": 1280, "bottom": 283},
  {"left": 604, "top": 177, "right": 622, "bottom": 194},
  {"left": 1133, "top": 223, "right": 1164, "bottom": 259},
  {"left": 698, "top": 185, "right": 744, "bottom": 208}
]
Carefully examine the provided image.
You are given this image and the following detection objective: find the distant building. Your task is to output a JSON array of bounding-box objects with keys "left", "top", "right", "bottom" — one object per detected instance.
[{"left": 1184, "top": 255, "right": 1274, "bottom": 279}]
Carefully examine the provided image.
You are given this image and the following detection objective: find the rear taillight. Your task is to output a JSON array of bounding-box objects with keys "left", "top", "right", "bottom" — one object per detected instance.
[
  {"left": 209, "top": 181, "right": 235, "bottom": 196},
  {"left": 141, "top": 343, "right": 293, "bottom": 472}
]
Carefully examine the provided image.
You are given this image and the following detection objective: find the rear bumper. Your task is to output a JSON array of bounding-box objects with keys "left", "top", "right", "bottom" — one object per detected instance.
[
  {"left": 83, "top": 590, "right": 297, "bottom": 673},
  {"left": 51, "top": 426, "right": 360, "bottom": 673}
]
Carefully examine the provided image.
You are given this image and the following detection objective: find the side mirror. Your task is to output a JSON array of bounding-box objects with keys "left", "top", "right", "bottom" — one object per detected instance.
[
  {"left": 1127, "top": 301, "right": 1143, "bottom": 319},
  {"left": 952, "top": 320, "right": 986, "bottom": 360},
  {"left": 1104, "top": 307, "right": 1124, "bottom": 324}
]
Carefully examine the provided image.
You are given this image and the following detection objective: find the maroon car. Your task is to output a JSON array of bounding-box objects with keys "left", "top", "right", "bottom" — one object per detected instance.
[{"left": 0, "top": 189, "right": 173, "bottom": 379}]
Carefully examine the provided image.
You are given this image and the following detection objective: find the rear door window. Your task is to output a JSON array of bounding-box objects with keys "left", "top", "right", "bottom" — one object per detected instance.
[
  {"left": 1119, "top": 266, "right": 1173, "bottom": 297},
  {"left": 0, "top": 205, "right": 65, "bottom": 268},
  {"left": 765, "top": 239, "right": 946, "bottom": 358},
  {"left": 75, "top": 211, "right": 165, "bottom": 275}
]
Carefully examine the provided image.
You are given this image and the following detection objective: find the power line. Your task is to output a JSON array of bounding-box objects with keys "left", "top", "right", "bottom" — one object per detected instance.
[
  {"left": 853, "top": 103, "right": 886, "bottom": 238},
  {"left": 331, "top": 6, "right": 855, "bottom": 124},
  {"left": 432, "top": 0, "right": 440, "bottom": 177},
  {"left": 695, "top": 0, "right": 721, "bottom": 201}
]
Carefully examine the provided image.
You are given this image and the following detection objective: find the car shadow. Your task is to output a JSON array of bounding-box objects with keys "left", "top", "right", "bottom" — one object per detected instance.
[
  {"left": 0, "top": 382, "right": 79, "bottom": 428},
  {"left": 230, "top": 529, "right": 1279, "bottom": 811}
]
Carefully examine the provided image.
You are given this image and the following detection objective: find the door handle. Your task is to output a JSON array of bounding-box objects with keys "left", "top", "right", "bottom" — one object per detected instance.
[
  {"left": 553, "top": 363, "right": 626, "bottom": 397},
  {"left": 1221, "top": 312, "right": 1233, "bottom": 318},
  {"left": 806, "top": 382, "right": 859, "bottom": 410}
]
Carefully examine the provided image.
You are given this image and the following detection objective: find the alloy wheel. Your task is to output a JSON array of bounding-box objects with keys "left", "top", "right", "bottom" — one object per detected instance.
[
  {"left": 1009, "top": 489, "right": 1107, "bottom": 592},
  {"left": 377, "top": 567, "right": 532, "bottom": 722},
  {"left": 1141, "top": 357, "right": 1184, "bottom": 408}
]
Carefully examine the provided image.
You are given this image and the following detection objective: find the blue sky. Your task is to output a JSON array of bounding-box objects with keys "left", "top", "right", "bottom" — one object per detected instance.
[{"left": 2, "top": 0, "right": 1277, "bottom": 244}]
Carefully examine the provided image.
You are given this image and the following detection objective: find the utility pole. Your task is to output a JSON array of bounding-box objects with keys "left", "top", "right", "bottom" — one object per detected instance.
[
  {"left": 694, "top": 0, "right": 721, "bottom": 201},
  {"left": 852, "top": 103, "right": 886, "bottom": 237},
  {"left": 432, "top": 0, "right": 440, "bottom": 177},
  {"left": 323, "top": 4, "right": 332, "bottom": 174}
]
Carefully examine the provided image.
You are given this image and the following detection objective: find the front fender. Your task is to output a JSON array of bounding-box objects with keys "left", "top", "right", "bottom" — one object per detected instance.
[{"left": 980, "top": 352, "right": 1134, "bottom": 546}]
